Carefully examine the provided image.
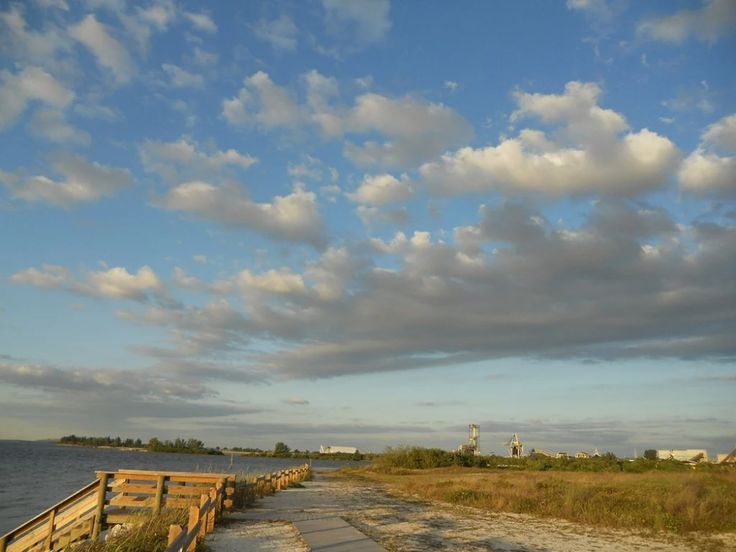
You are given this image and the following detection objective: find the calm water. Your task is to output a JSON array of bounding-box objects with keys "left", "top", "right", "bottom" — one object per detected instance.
[{"left": 0, "top": 440, "right": 351, "bottom": 534}]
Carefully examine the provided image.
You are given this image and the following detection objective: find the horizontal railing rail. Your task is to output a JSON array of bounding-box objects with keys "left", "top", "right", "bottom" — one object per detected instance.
[{"left": 1, "top": 464, "right": 311, "bottom": 552}]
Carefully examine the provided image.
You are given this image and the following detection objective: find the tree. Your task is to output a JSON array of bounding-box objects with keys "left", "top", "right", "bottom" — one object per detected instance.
[
  {"left": 274, "top": 442, "right": 290, "bottom": 455},
  {"left": 644, "top": 449, "right": 658, "bottom": 460}
]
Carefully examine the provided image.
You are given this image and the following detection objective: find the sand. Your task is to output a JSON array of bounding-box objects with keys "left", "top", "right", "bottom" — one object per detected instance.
[{"left": 207, "top": 469, "right": 736, "bottom": 552}]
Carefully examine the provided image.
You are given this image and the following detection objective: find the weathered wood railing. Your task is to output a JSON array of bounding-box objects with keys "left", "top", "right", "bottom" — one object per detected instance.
[
  {"left": 165, "top": 464, "right": 311, "bottom": 552},
  {"left": 0, "top": 464, "right": 311, "bottom": 552}
]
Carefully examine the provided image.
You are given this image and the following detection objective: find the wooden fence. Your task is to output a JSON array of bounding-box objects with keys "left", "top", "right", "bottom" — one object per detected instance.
[{"left": 0, "top": 464, "right": 310, "bottom": 552}]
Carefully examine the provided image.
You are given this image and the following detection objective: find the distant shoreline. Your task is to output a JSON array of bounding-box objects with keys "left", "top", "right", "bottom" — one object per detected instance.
[{"left": 56, "top": 443, "right": 148, "bottom": 452}]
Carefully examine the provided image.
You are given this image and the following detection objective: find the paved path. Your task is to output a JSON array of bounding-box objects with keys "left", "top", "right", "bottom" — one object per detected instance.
[{"left": 207, "top": 470, "right": 387, "bottom": 551}]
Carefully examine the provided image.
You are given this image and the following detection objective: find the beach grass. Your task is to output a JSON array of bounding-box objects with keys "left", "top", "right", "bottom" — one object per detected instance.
[{"left": 341, "top": 466, "right": 736, "bottom": 534}]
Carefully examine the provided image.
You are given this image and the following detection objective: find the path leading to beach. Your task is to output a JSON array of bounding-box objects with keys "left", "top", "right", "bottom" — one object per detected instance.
[{"left": 207, "top": 470, "right": 733, "bottom": 552}]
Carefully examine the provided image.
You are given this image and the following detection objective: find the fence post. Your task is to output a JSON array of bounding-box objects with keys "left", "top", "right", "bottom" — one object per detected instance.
[
  {"left": 167, "top": 524, "right": 183, "bottom": 550},
  {"left": 92, "top": 473, "right": 109, "bottom": 540},
  {"left": 43, "top": 507, "right": 56, "bottom": 549},
  {"left": 198, "top": 495, "right": 207, "bottom": 539},
  {"left": 207, "top": 488, "right": 216, "bottom": 533},
  {"left": 0, "top": 535, "right": 6, "bottom": 552},
  {"left": 186, "top": 505, "right": 198, "bottom": 552},
  {"left": 154, "top": 475, "right": 166, "bottom": 514}
]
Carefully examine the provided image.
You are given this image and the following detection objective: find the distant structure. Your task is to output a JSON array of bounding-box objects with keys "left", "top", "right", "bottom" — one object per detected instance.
[
  {"left": 457, "top": 424, "right": 481, "bottom": 456},
  {"left": 716, "top": 447, "right": 736, "bottom": 464},
  {"left": 575, "top": 451, "right": 590, "bottom": 459},
  {"left": 657, "top": 449, "right": 709, "bottom": 463},
  {"left": 320, "top": 445, "right": 358, "bottom": 454},
  {"left": 506, "top": 433, "right": 524, "bottom": 458}
]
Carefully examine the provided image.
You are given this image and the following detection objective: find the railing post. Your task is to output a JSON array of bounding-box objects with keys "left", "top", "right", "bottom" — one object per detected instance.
[
  {"left": 187, "top": 505, "right": 198, "bottom": 552},
  {"left": 207, "top": 488, "right": 216, "bottom": 533},
  {"left": 198, "top": 495, "right": 207, "bottom": 539},
  {"left": 92, "top": 473, "right": 109, "bottom": 540},
  {"left": 0, "top": 535, "right": 6, "bottom": 552},
  {"left": 154, "top": 475, "right": 166, "bottom": 514},
  {"left": 44, "top": 507, "right": 57, "bottom": 549},
  {"left": 167, "top": 524, "right": 183, "bottom": 550}
]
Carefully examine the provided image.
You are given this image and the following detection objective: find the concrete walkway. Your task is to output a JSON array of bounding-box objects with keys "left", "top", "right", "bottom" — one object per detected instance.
[{"left": 207, "top": 470, "right": 387, "bottom": 551}]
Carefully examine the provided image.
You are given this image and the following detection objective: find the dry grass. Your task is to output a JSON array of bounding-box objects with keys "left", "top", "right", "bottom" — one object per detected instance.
[
  {"left": 73, "top": 509, "right": 195, "bottom": 552},
  {"left": 344, "top": 466, "right": 736, "bottom": 534}
]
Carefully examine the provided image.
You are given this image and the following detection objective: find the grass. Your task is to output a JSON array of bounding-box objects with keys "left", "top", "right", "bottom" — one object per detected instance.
[
  {"left": 342, "top": 465, "right": 736, "bottom": 534},
  {"left": 72, "top": 509, "right": 202, "bottom": 552}
]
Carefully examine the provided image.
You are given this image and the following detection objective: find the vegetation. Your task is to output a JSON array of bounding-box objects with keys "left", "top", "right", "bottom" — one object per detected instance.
[
  {"left": 73, "top": 509, "right": 200, "bottom": 552},
  {"left": 58, "top": 435, "right": 223, "bottom": 455},
  {"left": 226, "top": 442, "right": 369, "bottom": 461},
  {"left": 345, "top": 465, "right": 736, "bottom": 534},
  {"left": 374, "top": 446, "right": 729, "bottom": 474}
]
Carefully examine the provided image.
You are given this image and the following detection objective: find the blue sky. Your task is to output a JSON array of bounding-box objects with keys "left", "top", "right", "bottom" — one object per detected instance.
[{"left": 1, "top": 0, "right": 735, "bottom": 456}]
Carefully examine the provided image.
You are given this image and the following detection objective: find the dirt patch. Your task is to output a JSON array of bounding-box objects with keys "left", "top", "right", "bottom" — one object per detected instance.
[{"left": 206, "top": 519, "right": 308, "bottom": 552}]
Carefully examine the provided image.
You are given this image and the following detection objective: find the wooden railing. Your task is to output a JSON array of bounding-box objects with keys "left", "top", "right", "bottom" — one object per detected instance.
[
  {"left": 0, "top": 464, "right": 311, "bottom": 552},
  {"left": 165, "top": 464, "right": 311, "bottom": 552}
]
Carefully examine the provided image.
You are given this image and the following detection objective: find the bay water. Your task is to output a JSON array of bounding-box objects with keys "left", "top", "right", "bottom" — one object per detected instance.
[{"left": 0, "top": 440, "right": 351, "bottom": 534}]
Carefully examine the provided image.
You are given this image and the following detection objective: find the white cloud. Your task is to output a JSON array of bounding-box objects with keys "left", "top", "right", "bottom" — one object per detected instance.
[
  {"left": 419, "top": 81, "right": 679, "bottom": 196},
  {"left": 157, "top": 182, "right": 325, "bottom": 247},
  {"left": 221, "top": 70, "right": 471, "bottom": 168},
  {"left": 322, "top": 0, "right": 391, "bottom": 46},
  {"left": 69, "top": 14, "right": 134, "bottom": 83},
  {"left": 222, "top": 71, "right": 302, "bottom": 128},
  {"left": 679, "top": 113, "right": 736, "bottom": 195},
  {"left": 702, "top": 113, "right": 736, "bottom": 151},
  {"left": 348, "top": 173, "right": 413, "bottom": 205},
  {"left": 637, "top": 0, "right": 736, "bottom": 44},
  {"left": 1, "top": 154, "right": 131, "bottom": 206},
  {"left": 0, "top": 66, "right": 74, "bottom": 130},
  {"left": 9, "top": 265, "right": 70, "bottom": 288},
  {"left": 0, "top": 6, "right": 68, "bottom": 63},
  {"left": 343, "top": 93, "right": 473, "bottom": 168},
  {"left": 184, "top": 11, "right": 217, "bottom": 33},
  {"left": 161, "top": 63, "right": 203, "bottom": 88},
  {"left": 237, "top": 268, "right": 308, "bottom": 296},
  {"left": 444, "top": 80, "right": 458, "bottom": 92},
  {"left": 252, "top": 15, "right": 298, "bottom": 51},
  {"left": 28, "top": 108, "right": 91, "bottom": 145},
  {"left": 139, "top": 137, "right": 257, "bottom": 183},
  {"left": 192, "top": 254, "right": 208, "bottom": 264},
  {"left": 78, "top": 265, "right": 164, "bottom": 300}
]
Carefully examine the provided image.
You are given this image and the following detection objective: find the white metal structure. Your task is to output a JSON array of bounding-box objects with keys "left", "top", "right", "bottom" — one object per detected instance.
[
  {"left": 506, "top": 433, "right": 524, "bottom": 458},
  {"left": 320, "top": 445, "right": 358, "bottom": 454}
]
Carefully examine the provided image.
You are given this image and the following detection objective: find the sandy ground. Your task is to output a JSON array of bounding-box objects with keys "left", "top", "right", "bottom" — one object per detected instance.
[
  {"left": 208, "top": 470, "right": 736, "bottom": 552},
  {"left": 206, "top": 519, "right": 309, "bottom": 551}
]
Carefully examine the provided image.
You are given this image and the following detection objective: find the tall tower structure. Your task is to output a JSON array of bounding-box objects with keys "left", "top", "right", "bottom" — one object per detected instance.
[{"left": 506, "top": 433, "right": 524, "bottom": 458}]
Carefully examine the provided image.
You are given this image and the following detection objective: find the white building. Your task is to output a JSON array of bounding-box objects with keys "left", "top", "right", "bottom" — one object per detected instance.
[
  {"left": 320, "top": 445, "right": 358, "bottom": 454},
  {"left": 656, "top": 449, "right": 708, "bottom": 463}
]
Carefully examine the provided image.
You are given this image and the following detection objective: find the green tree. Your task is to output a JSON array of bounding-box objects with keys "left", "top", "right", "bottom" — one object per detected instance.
[
  {"left": 644, "top": 449, "right": 658, "bottom": 460},
  {"left": 274, "top": 442, "right": 290, "bottom": 455}
]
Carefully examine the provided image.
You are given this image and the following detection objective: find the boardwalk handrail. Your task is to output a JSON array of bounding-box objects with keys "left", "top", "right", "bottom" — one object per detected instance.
[
  {"left": 165, "top": 464, "right": 311, "bottom": 552},
  {"left": 1, "top": 464, "right": 311, "bottom": 552}
]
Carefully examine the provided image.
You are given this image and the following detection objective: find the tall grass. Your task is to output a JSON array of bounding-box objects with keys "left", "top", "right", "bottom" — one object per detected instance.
[
  {"left": 352, "top": 466, "right": 736, "bottom": 534},
  {"left": 74, "top": 509, "right": 191, "bottom": 552}
]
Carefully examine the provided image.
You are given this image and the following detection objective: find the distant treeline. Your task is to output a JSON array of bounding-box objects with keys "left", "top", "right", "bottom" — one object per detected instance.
[
  {"left": 375, "top": 446, "right": 732, "bottom": 473},
  {"left": 226, "top": 442, "right": 371, "bottom": 461},
  {"left": 58, "top": 435, "right": 223, "bottom": 455}
]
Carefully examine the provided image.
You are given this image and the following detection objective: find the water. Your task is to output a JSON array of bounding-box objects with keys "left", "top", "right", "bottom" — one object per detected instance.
[{"left": 0, "top": 440, "right": 353, "bottom": 534}]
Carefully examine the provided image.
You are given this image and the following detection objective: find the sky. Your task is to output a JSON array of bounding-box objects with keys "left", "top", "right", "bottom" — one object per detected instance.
[{"left": 0, "top": 0, "right": 735, "bottom": 457}]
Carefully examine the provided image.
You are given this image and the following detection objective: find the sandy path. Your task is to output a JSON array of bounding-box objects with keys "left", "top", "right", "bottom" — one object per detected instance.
[{"left": 209, "top": 469, "right": 735, "bottom": 552}]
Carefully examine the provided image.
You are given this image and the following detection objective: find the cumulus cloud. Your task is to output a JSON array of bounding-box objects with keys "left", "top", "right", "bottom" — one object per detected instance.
[
  {"left": 161, "top": 63, "right": 203, "bottom": 87},
  {"left": 419, "top": 81, "right": 679, "bottom": 196},
  {"left": 11, "top": 263, "right": 166, "bottom": 302},
  {"left": 222, "top": 71, "right": 302, "bottom": 128},
  {"left": 252, "top": 15, "right": 298, "bottom": 51},
  {"left": 70, "top": 14, "right": 135, "bottom": 84},
  {"left": 0, "top": 6, "right": 68, "bottom": 64},
  {"left": 322, "top": 0, "right": 391, "bottom": 46},
  {"left": 157, "top": 182, "right": 326, "bottom": 247},
  {"left": 28, "top": 108, "right": 91, "bottom": 145},
  {"left": 679, "top": 113, "right": 736, "bottom": 195},
  {"left": 9, "top": 264, "right": 70, "bottom": 288},
  {"left": 139, "top": 137, "right": 257, "bottom": 183},
  {"left": 222, "top": 70, "right": 471, "bottom": 168},
  {"left": 348, "top": 174, "right": 413, "bottom": 205},
  {"left": 0, "top": 153, "right": 132, "bottom": 206},
  {"left": 0, "top": 66, "right": 74, "bottom": 130},
  {"left": 183, "top": 11, "right": 217, "bottom": 33},
  {"left": 637, "top": 0, "right": 736, "bottom": 44}
]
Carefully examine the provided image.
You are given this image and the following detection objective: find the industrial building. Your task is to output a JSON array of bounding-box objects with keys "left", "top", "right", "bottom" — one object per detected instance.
[
  {"left": 457, "top": 424, "right": 481, "bottom": 455},
  {"left": 319, "top": 445, "right": 358, "bottom": 454},
  {"left": 657, "top": 449, "right": 709, "bottom": 463},
  {"left": 716, "top": 447, "right": 736, "bottom": 463},
  {"left": 506, "top": 433, "right": 524, "bottom": 458}
]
